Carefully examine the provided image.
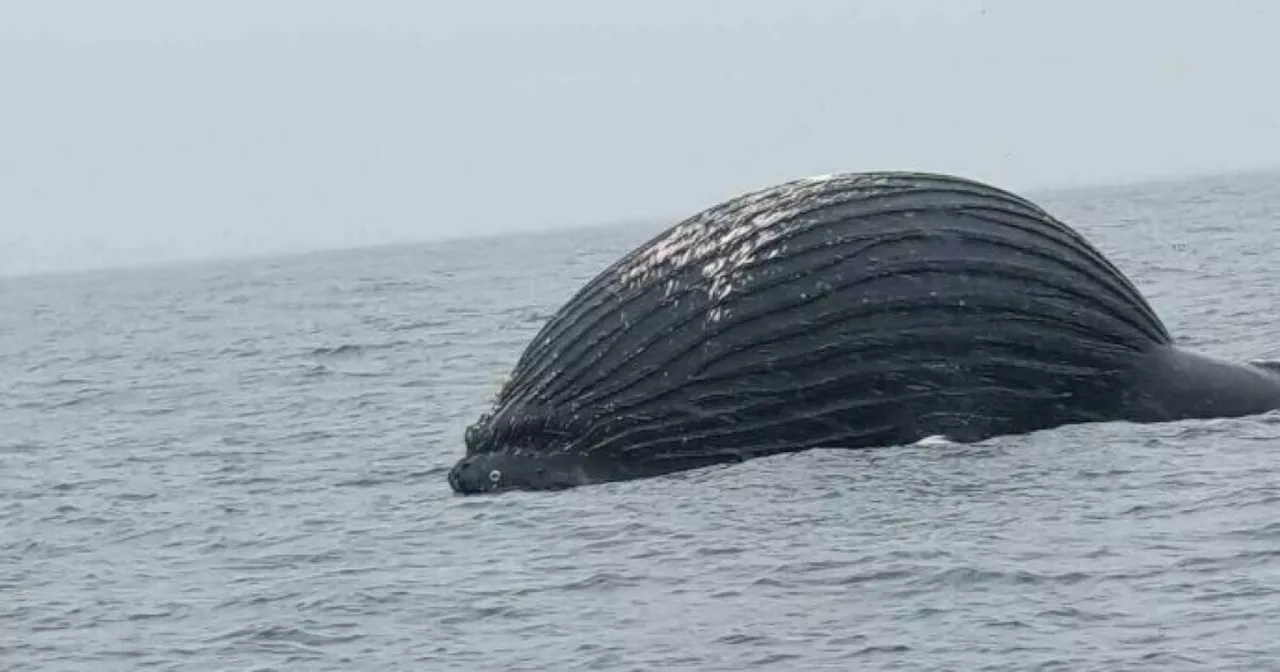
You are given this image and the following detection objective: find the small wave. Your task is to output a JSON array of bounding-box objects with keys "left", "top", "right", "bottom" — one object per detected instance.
[
  {"left": 0, "top": 442, "right": 41, "bottom": 454},
  {"left": 49, "top": 477, "right": 119, "bottom": 492},
  {"left": 309, "top": 343, "right": 364, "bottom": 357},
  {"left": 497, "top": 306, "right": 553, "bottom": 323},
  {"left": 557, "top": 571, "right": 646, "bottom": 592},
  {"left": 333, "top": 477, "right": 393, "bottom": 488},
  {"left": 852, "top": 644, "right": 911, "bottom": 656},
  {"left": 437, "top": 603, "right": 535, "bottom": 626},
  {"left": 40, "top": 375, "right": 95, "bottom": 386},
  {"left": 206, "top": 475, "right": 280, "bottom": 487},
  {"left": 715, "top": 633, "right": 772, "bottom": 646},
  {"left": 1175, "top": 548, "right": 1280, "bottom": 573},
  {"left": 279, "top": 429, "right": 335, "bottom": 443},
  {"left": 1248, "top": 359, "right": 1280, "bottom": 371},
  {"left": 912, "top": 566, "right": 1090, "bottom": 589},
  {"left": 912, "top": 434, "right": 956, "bottom": 446},
  {"left": 1036, "top": 606, "right": 1114, "bottom": 622},
  {"left": 216, "top": 344, "right": 263, "bottom": 359},
  {"left": 748, "top": 652, "right": 804, "bottom": 666},
  {"left": 356, "top": 278, "right": 421, "bottom": 293},
  {"left": 300, "top": 363, "right": 332, "bottom": 378},
  {"left": 114, "top": 491, "right": 158, "bottom": 502},
  {"left": 390, "top": 318, "right": 451, "bottom": 332},
  {"left": 44, "top": 388, "right": 111, "bottom": 409},
  {"left": 307, "top": 339, "right": 416, "bottom": 358},
  {"left": 205, "top": 623, "right": 362, "bottom": 647}
]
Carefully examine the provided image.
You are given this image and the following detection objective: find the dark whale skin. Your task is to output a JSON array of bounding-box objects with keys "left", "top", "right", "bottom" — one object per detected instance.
[{"left": 447, "top": 171, "right": 1280, "bottom": 494}]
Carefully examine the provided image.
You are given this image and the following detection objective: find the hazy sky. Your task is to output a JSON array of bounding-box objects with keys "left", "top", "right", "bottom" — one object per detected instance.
[{"left": 2, "top": 0, "right": 1279, "bottom": 276}]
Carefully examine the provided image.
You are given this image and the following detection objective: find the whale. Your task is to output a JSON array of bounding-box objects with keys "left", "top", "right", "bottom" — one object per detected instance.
[{"left": 447, "top": 171, "right": 1280, "bottom": 494}]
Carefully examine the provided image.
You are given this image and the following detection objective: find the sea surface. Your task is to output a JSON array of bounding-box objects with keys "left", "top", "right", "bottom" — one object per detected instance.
[{"left": 4, "top": 170, "right": 1280, "bottom": 671}]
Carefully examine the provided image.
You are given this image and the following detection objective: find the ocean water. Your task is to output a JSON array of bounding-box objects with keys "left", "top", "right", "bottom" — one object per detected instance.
[{"left": 4, "top": 170, "right": 1280, "bottom": 671}]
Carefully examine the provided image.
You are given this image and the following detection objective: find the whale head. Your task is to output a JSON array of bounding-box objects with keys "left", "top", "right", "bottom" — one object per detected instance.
[{"left": 447, "top": 448, "right": 591, "bottom": 494}]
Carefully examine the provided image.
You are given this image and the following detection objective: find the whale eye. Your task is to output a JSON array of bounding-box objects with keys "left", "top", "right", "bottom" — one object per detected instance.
[{"left": 488, "top": 469, "right": 502, "bottom": 484}]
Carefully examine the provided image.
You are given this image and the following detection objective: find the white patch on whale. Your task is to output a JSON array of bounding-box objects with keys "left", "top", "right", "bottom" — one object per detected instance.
[{"left": 617, "top": 173, "right": 905, "bottom": 308}]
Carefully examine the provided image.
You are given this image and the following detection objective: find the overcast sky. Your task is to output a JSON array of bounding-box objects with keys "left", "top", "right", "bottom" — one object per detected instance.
[{"left": 2, "top": 0, "right": 1278, "bottom": 276}]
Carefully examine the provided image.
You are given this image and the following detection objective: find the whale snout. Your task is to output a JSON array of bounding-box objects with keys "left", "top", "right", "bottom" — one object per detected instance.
[
  {"left": 447, "top": 454, "right": 504, "bottom": 494},
  {"left": 448, "top": 449, "right": 593, "bottom": 495}
]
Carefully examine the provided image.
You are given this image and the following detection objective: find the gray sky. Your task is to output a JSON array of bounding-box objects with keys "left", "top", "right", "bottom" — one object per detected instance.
[{"left": 2, "top": 0, "right": 1279, "bottom": 276}]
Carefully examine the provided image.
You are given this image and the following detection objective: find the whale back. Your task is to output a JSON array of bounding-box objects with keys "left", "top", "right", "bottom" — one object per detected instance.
[{"left": 460, "top": 172, "right": 1173, "bottom": 484}]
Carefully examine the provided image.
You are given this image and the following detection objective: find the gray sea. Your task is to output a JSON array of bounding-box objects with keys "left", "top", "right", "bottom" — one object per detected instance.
[{"left": 4, "top": 170, "right": 1280, "bottom": 671}]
